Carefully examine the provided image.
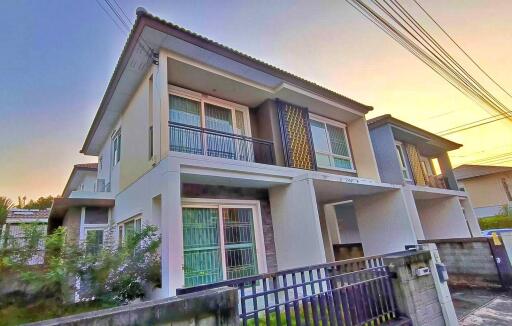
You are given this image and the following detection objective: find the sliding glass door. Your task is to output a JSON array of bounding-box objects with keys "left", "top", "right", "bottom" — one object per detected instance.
[
  {"left": 182, "top": 205, "right": 259, "bottom": 287},
  {"left": 169, "top": 89, "right": 253, "bottom": 162}
]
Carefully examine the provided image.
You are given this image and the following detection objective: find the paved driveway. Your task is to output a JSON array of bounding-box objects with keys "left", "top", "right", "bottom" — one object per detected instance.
[{"left": 451, "top": 288, "right": 512, "bottom": 325}]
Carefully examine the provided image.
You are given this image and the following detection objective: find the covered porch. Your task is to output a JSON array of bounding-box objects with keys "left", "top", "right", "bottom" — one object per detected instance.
[{"left": 402, "top": 185, "right": 481, "bottom": 240}]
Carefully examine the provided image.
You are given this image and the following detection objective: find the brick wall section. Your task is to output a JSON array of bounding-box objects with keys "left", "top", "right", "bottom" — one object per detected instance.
[
  {"left": 419, "top": 238, "right": 500, "bottom": 288},
  {"left": 384, "top": 251, "right": 445, "bottom": 326},
  {"left": 182, "top": 184, "right": 278, "bottom": 273}
]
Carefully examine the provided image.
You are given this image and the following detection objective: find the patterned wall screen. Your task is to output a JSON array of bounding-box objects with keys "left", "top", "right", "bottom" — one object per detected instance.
[
  {"left": 276, "top": 100, "right": 317, "bottom": 170},
  {"left": 404, "top": 143, "right": 427, "bottom": 186}
]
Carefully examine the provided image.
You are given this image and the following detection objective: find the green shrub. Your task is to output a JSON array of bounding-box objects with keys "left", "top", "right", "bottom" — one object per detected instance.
[
  {"left": 478, "top": 215, "right": 512, "bottom": 230},
  {"left": 0, "top": 224, "right": 161, "bottom": 323}
]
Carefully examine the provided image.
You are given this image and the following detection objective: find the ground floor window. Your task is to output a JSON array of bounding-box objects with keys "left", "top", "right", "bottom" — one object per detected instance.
[
  {"left": 181, "top": 202, "right": 263, "bottom": 287},
  {"left": 84, "top": 228, "right": 104, "bottom": 255},
  {"left": 118, "top": 215, "right": 142, "bottom": 244}
]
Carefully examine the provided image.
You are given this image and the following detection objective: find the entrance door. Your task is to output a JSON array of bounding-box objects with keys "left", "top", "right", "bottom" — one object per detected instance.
[{"left": 182, "top": 205, "right": 260, "bottom": 287}]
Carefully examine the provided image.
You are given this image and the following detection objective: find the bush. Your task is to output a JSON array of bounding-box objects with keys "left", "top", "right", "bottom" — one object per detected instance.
[
  {"left": 0, "top": 223, "right": 162, "bottom": 319},
  {"left": 478, "top": 215, "right": 512, "bottom": 230}
]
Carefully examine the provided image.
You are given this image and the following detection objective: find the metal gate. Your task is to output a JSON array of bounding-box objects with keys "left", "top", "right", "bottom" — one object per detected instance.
[{"left": 178, "top": 255, "right": 409, "bottom": 325}]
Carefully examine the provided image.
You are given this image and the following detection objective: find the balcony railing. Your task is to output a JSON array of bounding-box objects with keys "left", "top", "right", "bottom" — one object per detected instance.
[
  {"left": 169, "top": 122, "right": 275, "bottom": 165},
  {"left": 426, "top": 175, "right": 448, "bottom": 189}
]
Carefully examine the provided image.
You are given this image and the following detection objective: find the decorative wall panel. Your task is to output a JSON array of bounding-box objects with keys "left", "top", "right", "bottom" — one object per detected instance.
[
  {"left": 405, "top": 143, "right": 427, "bottom": 186},
  {"left": 276, "top": 100, "right": 316, "bottom": 170}
]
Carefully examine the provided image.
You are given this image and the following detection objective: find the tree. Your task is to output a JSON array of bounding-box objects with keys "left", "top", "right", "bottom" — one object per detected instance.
[
  {"left": 16, "top": 195, "right": 54, "bottom": 210},
  {"left": 0, "top": 197, "right": 14, "bottom": 237}
]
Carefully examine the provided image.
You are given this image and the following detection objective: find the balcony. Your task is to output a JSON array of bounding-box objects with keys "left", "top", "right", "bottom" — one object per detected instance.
[
  {"left": 169, "top": 122, "right": 275, "bottom": 165},
  {"left": 426, "top": 175, "right": 448, "bottom": 189}
]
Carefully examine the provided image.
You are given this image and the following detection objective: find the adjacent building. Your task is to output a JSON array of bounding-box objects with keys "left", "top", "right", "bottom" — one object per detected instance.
[
  {"left": 48, "top": 9, "right": 480, "bottom": 299},
  {"left": 1, "top": 208, "right": 49, "bottom": 265},
  {"left": 455, "top": 164, "right": 512, "bottom": 218}
]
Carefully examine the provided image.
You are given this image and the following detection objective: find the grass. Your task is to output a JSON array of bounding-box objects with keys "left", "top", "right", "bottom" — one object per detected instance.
[
  {"left": 0, "top": 300, "right": 115, "bottom": 326},
  {"left": 478, "top": 215, "right": 512, "bottom": 231}
]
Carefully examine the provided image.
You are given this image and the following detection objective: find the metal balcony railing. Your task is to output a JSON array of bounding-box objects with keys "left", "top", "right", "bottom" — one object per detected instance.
[{"left": 169, "top": 122, "right": 275, "bottom": 165}]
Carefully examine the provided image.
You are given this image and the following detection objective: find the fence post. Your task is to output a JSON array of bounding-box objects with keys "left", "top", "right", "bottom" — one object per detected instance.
[{"left": 383, "top": 250, "right": 456, "bottom": 326}]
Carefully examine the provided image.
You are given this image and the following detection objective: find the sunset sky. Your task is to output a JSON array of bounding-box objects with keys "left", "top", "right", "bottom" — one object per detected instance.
[{"left": 1, "top": 0, "right": 511, "bottom": 201}]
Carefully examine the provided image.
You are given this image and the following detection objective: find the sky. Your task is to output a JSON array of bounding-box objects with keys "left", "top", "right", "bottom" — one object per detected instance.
[{"left": 1, "top": 0, "right": 511, "bottom": 201}]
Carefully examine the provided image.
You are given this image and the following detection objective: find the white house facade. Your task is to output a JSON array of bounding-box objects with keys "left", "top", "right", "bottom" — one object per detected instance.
[{"left": 48, "top": 9, "right": 480, "bottom": 299}]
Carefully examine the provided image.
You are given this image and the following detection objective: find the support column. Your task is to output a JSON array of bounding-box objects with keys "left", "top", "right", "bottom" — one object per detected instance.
[
  {"left": 353, "top": 189, "right": 417, "bottom": 255},
  {"left": 269, "top": 178, "right": 326, "bottom": 270},
  {"left": 437, "top": 152, "right": 458, "bottom": 191},
  {"left": 460, "top": 197, "right": 481, "bottom": 237},
  {"left": 155, "top": 51, "right": 169, "bottom": 162},
  {"left": 160, "top": 168, "right": 182, "bottom": 297},
  {"left": 402, "top": 189, "right": 426, "bottom": 240}
]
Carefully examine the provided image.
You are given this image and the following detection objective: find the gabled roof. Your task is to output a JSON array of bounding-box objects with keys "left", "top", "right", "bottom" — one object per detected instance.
[
  {"left": 7, "top": 209, "right": 50, "bottom": 220},
  {"left": 81, "top": 8, "right": 372, "bottom": 155},
  {"left": 61, "top": 163, "right": 98, "bottom": 197},
  {"left": 454, "top": 164, "right": 512, "bottom": 180},
  {"left": 367, "top": 114, "right": 462, "bottom": 151}
]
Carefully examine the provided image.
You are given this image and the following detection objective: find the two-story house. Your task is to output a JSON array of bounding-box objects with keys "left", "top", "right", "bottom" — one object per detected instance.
[
  {"left": 48, "top": 9, "right": 478, "bottom": 299},
  {"left": 368, "top": 115, "right": 481, "bottom": 241}
]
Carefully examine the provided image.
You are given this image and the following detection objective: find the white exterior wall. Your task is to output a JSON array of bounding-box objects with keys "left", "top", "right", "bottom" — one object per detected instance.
[
  {"left": 402, "top": 190, "right": 426, "bottom": 240},
  {"left": 269, "top": 179, "right": 327, "bottom": 270},
  {"left": 460, "top": 198, "right": 481, "bottom": 236},
  {"left": 335, "top": 203, "right": 362, "bottom": 244},
  {"left": 353, "top": 190, "right": 418, "bottom": 255},
  {"left": 415, "top": 197, "right": 471, "bottom": 239}
]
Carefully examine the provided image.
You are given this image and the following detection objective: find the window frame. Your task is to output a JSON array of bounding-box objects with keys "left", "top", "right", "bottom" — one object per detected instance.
[
  {"left": 309, "top": 113, "right": 355, "bottom": 173},
  {"left": 117, "top": 215, "right": 142, "bottom": 244},
  {"left": 181, "top": 198, "right": 267, "bottom": 283},
  {"left": 112, "top": 129, "right": 121, "bottom": 166},
  {"left": 84, "top": 228, "right": 105, "bottom": 254},
  {"left": 395, "top": 141, "right": 412, "bottom": 181},
  {"left": 168, "top": 85, "right": 252, "bottom": 137}
]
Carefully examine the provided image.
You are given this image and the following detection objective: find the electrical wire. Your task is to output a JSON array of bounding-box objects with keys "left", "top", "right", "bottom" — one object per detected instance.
[
  {"left": 413, "top": 0, "right": 512, "bottom": 100},
  {"left": 345, "top": 0, "right": 512, "bottom": 127}
]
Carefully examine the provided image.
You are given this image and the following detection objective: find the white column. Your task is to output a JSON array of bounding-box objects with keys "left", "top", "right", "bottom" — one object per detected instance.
[
  {"left": 155, "top": 51, "right": 169, "bottom": 162},
  {"left": 269, "top": 178, "right": 326, "bottom": 270},
  {"left": 160, "top": 167, "right": 183, "bottom": 297},
  {"left": 401, "top": 189, "right": 426, "bottom": 240},
  {"left": 353, "top": 190, "right": 418, "bottom": 255},
  {"left": 324, "top": 204, "right": 341, "bottom": 244},
  {"left": 460, "top": 197, "right": 481, "bottom": 237}
]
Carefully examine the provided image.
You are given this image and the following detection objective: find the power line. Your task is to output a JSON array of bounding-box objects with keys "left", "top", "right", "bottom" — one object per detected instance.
[
  {"left": 345, "top": 0, "right": 512, "bottom": 124},
  {"left": 468, "top": 152, "right": 512, "bottom": 164},
  {"left": 437, "top": 112, "right": 512, "bottom": 136},
  {"left": 412, "top": 0, "right": 512, "bottom": 100}
]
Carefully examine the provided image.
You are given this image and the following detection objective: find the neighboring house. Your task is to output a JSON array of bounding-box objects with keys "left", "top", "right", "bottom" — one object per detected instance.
[
  {"left": 367, "top": 115, "right": 480, "bottom": 241},
  {"left": 47, "top": 9, "right": 480, "bottom": 299},
  {"left": 49, "top": 163, "right": 114, "bottom": 247},
  {"left": 1, "top": 208, "right": 49, "bottom": 265},
  {"left": 454, "top": 164, "right": 512, "bottom": 218}
]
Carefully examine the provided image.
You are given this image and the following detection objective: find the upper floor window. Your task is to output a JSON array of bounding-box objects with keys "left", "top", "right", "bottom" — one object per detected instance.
[
  {"left": 395, "top": 141, "right": 411, "bottom": 180},
  {"left": 112, "top": 129, "right": 121, "bottom": 166},
  {"left": 309, "top": 114, "right": 354, "bottom": 172}
]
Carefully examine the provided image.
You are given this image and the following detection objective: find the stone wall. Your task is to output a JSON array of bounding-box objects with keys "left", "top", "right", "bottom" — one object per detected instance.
[
  {"left": 27, "top": 287, "right": 238, "bottom": 326},
  {"left": 384, "top": 251, "right": 447, "bottom": 326},
  {"left": 419, "top": 238, "right": 501, "bottom": 288}
]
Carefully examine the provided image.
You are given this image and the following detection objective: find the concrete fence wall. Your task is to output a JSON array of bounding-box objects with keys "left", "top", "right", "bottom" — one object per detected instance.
[
  {"left": 419, "top": 238, "right": 501, "bottom": 288},
  {"left": 27, "top": 287, "right": 238, "bottom": 326}
]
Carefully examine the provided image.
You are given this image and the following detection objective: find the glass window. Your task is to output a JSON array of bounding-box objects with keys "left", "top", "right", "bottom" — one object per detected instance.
[
  {"left": 310, "top": 117, "right": 354, "bottom": 171},
  {"left": 85, "top": 229, "right": 104, "bottom": 255},
  {"left": 112, "top": 130, "right": 121, "bottom": 166},
  {"left": 395, "top": 142, "right": 411, "bottom": 180},
  {"left": 118, "top": 216, "right": 142, "bottom": 244},
  {"left": 168, "top": 89, "right": 251, "bottom": 162},
  {"left": 182, "top": 206, "right": 259, "bottom": 287}
]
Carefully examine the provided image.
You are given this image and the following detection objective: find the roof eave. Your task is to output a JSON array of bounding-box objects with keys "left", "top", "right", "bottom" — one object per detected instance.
[{"left": 81, "top": 11, "right": 373, "bottom": 155}]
